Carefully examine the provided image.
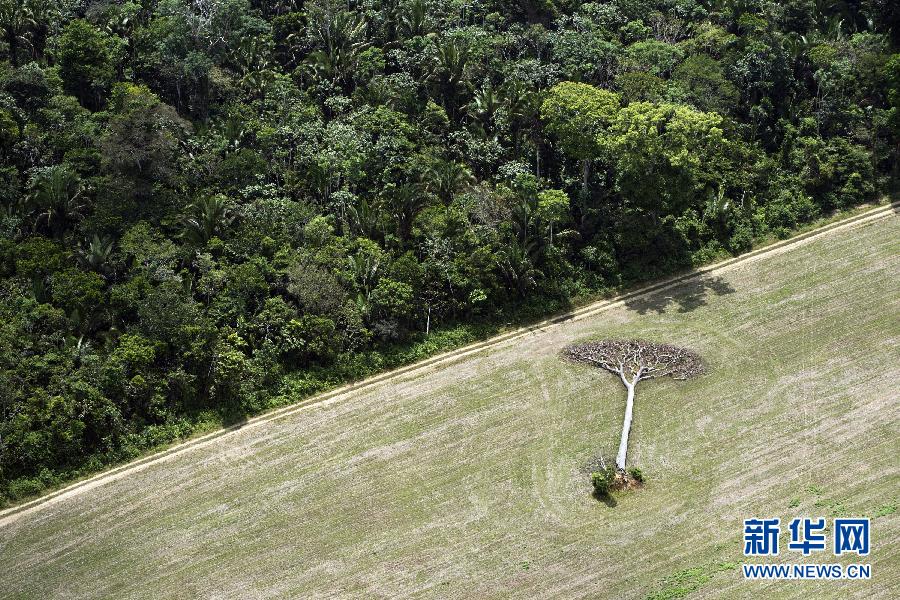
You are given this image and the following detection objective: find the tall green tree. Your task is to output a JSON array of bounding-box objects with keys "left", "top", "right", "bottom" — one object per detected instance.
[
  {"left": 540, "top": 81, "right": 620, "bottom": 196},
  {"left": 56, "top": 20, "right": 116, "bottom": 110}
]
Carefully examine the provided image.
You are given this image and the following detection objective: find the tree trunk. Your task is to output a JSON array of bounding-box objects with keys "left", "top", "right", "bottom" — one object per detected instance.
[
  {"left": 581, "top": 159, "right": 591, "bottom": 196},
  {"left": 615, "top": 382, "right": 636, "bottom": 471},
  {"left": 7, "top": 28, "right": 18, "bottom": 68}
]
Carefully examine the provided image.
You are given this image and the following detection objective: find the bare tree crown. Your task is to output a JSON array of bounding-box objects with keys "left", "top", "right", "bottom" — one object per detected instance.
[
  {"left": 563, "top": 339, "right": 704, "bottom": 384},
  {"left": 564, "top": 339, "right": 704, "bottom": 472}
]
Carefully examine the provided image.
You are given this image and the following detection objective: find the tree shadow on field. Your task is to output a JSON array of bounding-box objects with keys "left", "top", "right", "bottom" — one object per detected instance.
[
  {"left": 624, "top": 274, "right": 736, "bottom": 315},
  {"left": 594, "top": 492, "right": 617, "bottom": 508}
]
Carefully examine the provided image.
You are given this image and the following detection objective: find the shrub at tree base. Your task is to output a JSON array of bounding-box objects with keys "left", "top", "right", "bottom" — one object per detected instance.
[
  {"left": 591, "top": 467, "right": 616, "bottom": 497},
  {"left": 627, "top": 467, "right": 644, "bottom": 483},
  {"left": 592, "top": 466, "right": 646, "bottom": 498}
]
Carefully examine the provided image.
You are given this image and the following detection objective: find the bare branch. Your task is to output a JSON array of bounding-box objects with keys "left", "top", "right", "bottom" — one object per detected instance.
[
  {"left": 561, "top": 339, "right": 704, "bottom": 385},
  {"left": 562, "top": 339, "right": 704, "bottom": 473}
]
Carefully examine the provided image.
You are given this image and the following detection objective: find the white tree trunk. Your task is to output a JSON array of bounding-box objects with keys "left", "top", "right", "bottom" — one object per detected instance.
[{"left": 615, "top": 382, "right": 636, "bottom": 471}]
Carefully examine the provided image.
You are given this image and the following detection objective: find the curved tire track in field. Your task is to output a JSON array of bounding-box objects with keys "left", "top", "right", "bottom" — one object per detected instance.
[{"left": 0, "top": 201, "right": 896, "bottom": 529}]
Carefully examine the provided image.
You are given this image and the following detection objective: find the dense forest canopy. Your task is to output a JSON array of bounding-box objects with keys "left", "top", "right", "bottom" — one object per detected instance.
[{"left": 0, "top": 0, "right": 898, "bottom": 504}]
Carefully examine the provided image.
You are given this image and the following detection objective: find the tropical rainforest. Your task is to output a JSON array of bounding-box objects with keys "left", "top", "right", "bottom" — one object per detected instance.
[{"left": 0, "top": 0, "right": 897, "bottom": 505}]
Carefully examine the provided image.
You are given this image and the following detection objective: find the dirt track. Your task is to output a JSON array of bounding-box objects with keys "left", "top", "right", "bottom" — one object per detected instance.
[{"left": 0, "top": 202, "right": 895, "bottom": 531}]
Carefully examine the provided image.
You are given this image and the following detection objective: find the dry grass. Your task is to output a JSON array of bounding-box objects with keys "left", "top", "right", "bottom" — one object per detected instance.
[{"left": 0, "top": 215, "right": 897, "bottom": 599}]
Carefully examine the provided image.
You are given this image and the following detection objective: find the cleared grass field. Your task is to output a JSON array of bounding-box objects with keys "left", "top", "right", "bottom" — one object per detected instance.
[{"left": 1, "top": 213, "right": 898, "bottom": 599}]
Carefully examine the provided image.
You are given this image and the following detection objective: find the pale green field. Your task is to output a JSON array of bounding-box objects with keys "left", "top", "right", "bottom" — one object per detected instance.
[{"left": 1, "top": 215, "right": 898, "bottom": 599}]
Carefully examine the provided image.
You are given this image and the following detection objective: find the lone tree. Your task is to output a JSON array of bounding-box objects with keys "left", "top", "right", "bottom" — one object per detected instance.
[{"left": 564, "top": 339, "right": 704, "bottom": 472}]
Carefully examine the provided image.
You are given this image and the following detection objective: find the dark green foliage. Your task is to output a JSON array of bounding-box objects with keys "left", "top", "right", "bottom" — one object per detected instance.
[
  {"left": 56, "top": 20, "right": 116, "bottom": 110},
  {"left": 764, "top": 188, "right": 819, "bottom": 237},
  {"left": 591, "top": 467, "right": 616, "bottom": 497},
  {"left": 0, "top": 0, "right": 896, "bottom": 505},
  {"left": 628, "top": 467, "right": 644, "bottom": 483}
]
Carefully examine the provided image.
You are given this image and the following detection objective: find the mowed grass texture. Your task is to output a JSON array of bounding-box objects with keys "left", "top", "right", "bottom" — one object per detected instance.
[{"left": 1, "top": 215, "right": 898, "bottom": 599}]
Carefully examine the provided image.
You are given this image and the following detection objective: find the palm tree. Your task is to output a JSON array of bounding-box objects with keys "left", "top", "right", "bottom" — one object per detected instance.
[
  {"left": 385, "top": 182, "right": 428, "bottom": 243},
  {"left": 347, "top": 249, "right": 383, "bottom": 301},
  {"left": 0, "top": 0, "right": 35, "bottom": 67},
  {"left": 259, "top": 0, "right": 303, "bottom": 19},
  {"left": 305, "top": 161, "right": 335, "bottom": 204},
  {"left": 182, "top": 195, "right": 236, "bottom": 245},
  {"left": 305, "top": 9, "right": 370, "bottom": 90},
  {"left": 231, "top": 37, "right": 276, "bottom": 102},
  {"left": 468, "top": 83, "right": 500, "bottom": 132},
  {"left": 431, "top": 37, "right": 471, "bottom": 117},
  {"left": 500, "top": 80, "right": 540, "bottom": 152},
  {"left": 426, "top": 159, "right": 474, "bottom": 203},
  {"left": 500, "top": 190, "right": 549, "bottom": 297},
  {"left": 399, "top": 0, "right": 427, "bottom": 38},
  {"left": 76, "top": 234, "right": 115, "bottom": 276},
  {"left": 498, "top": 240, "right": 543, "bottom": 298},
  {"left": 27, "top": 164, "right": 85, "bottom": 237},
  {"left": 220, "top": 113, "right": 247, "bottom": 151},
  {"left": 23, "top": 0, "right": 54, "bottom": 61},
  {"left": 345, "top": 195, "right": 383, "bottom": 239},
  {"left": 511, "top": 191, "right": 550, "bottom": 257}
]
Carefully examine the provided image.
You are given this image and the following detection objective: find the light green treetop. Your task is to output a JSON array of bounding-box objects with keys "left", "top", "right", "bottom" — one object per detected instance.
[{"left": 540, "top": 82, "right": 620, "bottom": 162}]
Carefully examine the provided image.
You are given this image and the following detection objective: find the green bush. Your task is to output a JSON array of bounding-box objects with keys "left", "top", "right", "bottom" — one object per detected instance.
[
  {"left": 628, "top": 467, "right": 644, "bottom": 483},
  {"left": 726, "top": 220, "right": 754, "bottom": 255},
  {"left": 765, "top": 188, "right": 819, "bottom": 237},
  {"left": 591, "top": 467, "right": 616, "bottom": 496}
]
